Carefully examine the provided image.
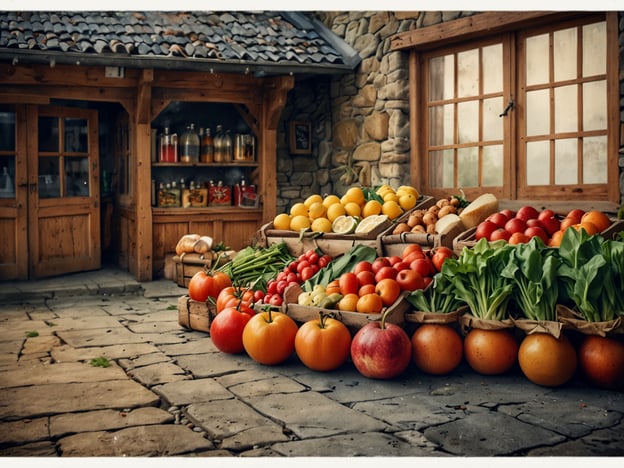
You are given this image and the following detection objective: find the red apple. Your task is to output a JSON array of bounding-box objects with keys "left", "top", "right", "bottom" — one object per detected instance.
[
  {"left": 354, "top": 261, "right": 373, "bottom": 275},
  {"left": 487, "top": 212, "right": 510, "bottom": 228},
  {"left": 410, "top": 258, "right": 435, "bottom": 277},
  {"left": 387, "top": 255, "right": 402, "bottom": 266},
  {"left": 540, "top": 216, "right": 561, "bottom": 236},
  {"left": 566, "top": 209, "right": 585, "bottom": 224},
  {"left": 396, "top": 269, "right": 425, "bottom": 291},
  {"left": 500, "top": 209, "right": 515, "bottom": 219},
  {"left": 524, "top": 226, "right": 548, "bottom": 244},
  {"left": 371, "top": 257, "right": 391, "bottom": 274},
  {"left": 393, "top": 261, "right": 410, "bottom": 272},
  {"left": 356, "top": 270, "right": 376, "bottom": 287},
  {"left": 526, "top": 219, "right": 544, "bottom": 229},
  {"left": 516, "top": 205, "right": 540, "bottom": 222},
  {"left": 350, "top": 319, "right": 412, "bottom": 379},
  {"left": 475, "top": 220, "right": 498, "bottom": 241},
  {"left": 505, "top": 217, "right": 527, "bottom": 235},
  {"left": 490, "top": 228, "right": 511, "bottom": 242},
  {"left": 374, "top": 265, "right": 398, "bottom": 283},
  {"left": 538, "top": 209, "right": 556, "bottom": 222}
]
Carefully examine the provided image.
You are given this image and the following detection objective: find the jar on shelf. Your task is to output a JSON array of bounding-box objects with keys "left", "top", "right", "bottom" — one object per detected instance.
[
  {"left": 201, "top": 127, "right": 214, "bottom": 163},
  {"left": 180, "top": 123, "right": 200, "bottom": 163},
  {"left": 159, "top": 127, "right": 178, "bottom": 163},
  {"left": 234, "top": 134, "right": 255, "bottom": 161}
]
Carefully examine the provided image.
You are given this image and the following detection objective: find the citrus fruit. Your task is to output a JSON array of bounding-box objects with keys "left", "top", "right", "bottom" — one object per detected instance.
[
  {"left": 356, "top": 293, "right": 384, "bottom": 314},
  {"left": 332, "top": 215, "right": 358, "bottom": 234},
  {"left": 342, "top": 186, "right": 365, "bottom": 206},
  {"left": 326, "top": 203, "right": 347, "bottom": 222},
  {"left": 311, "top": 217, "right": 332, "bottom": 233},
  {"left": 572, "top": 222, "right": 599, "bottom": 236},
  {"left": 382, "top": 192, "right": 399, "bottom": 203},
  {"left": 396, "top": 185, "right": 419, "bottom": 198},
  {"left": 354, "top": 214, "right": 389, "bottom": 234},
  {"left": 290, "top": 202, "right": 308, "bottom": 217},
  {"left": 304, "top": 194, "right": 323, "bottom": 207},
  {"left": 290, "top": 215, "right": 311, "bottom": 231},
  {"left": 362, "top": 199, "right": 383, "bottom": 218},
  {"left": 308, "top": 201, "right": 327, "bottom": 219},
  {"left": 580, "top": 210, "right": 611, "bottom": 233},
  {"left": 398, "top": 193, "right": 417, "bottom": 211},
  {"left": 381, "top": 200, "right": 403, "bottom": 220},
  {"left": 376, "top": 184, "right": 394, "bottom": 197},
  {"left": 343, "top": 201, "right": 362, "bottom": 217},
  {"left": 337, "top": 293, "right": 359, "bottom": 312},
  {"left": 322, "top": 194, "right": 341, "bottom": 208},
  {"left": 273, "top": 213, "right": 292, "bottom": 230}
]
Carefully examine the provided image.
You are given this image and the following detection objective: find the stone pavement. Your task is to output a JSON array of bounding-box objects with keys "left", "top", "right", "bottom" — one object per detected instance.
[{"left": 0, "top": 268, "right": 623, "bottom": 458}]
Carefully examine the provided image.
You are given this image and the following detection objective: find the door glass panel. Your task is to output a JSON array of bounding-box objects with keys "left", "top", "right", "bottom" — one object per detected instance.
[
  {"left": 554, "top": 27, "right": 577, "bottom": 82},
  {"left": 583, "top": 80, "right": 607, "bottom": 131},
  {"left": 429, "top": 55, "right": 454, "bottom": 101},
  {"left": 0, "top": 112, "right": 16, "bottom": 151},
  {"left": 554, "top": 85, "right": 578, "bottom": 133},
  {"left": 526, "top": 141, "right": 550, "bottom": 185},
  {"left": 39, "top": 156, "right": 60, "bottom": 198},
  {"left": 64, "top": 156, "right": 90, "bottom": 196},
  {"left": 482, "top": 145, "right": 503, "bottom": 186},
  {"left": 429, "top": 104, "right": 454, "bottom": 146},
  {"left": 526, "top": 33, "right": 549, "bottom": 86},
  {"left": 457, "top": 49, "right": 479, "bottom": 98},
  {"left": 64, "top": 118, "right": 88, "bottom": 153},
  {"left": 483, "top": 97, "right": 503, "bottom": 141},
  {"left": 457, "top": 147, "right": 478, "bottom": 187},
  {"left": 554, "top": 138, "right": 578, "bottom": 185},
  {"left": 526, "top": 89, "right": 550, "bottom": 136},
  {"left": 0, "top": 156, "right": 16, "bottom": 198},
  {"left": 583, "top": 136, "right": 607, "bottom": 184},
  {"left": 482, "top": 44, "right": 503, "bottom": 94},
  {"left": 39, "top": 116, "right": 59, "bottom": 152},
  {"left": 458, "top": 101, "right": 478, "bottom": 144},
  {"left": 583, "top": 21, "right": 606, "bottom": 76},
  {"left": 429, "top": 149, "right": 454, "bottom": 188}
]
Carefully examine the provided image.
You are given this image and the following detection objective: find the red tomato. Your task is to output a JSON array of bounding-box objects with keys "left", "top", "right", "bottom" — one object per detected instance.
[
  {"left": 509, "top": 232, "right": 530, "bottom": 245},
  {"left": 395, "top": 269, "right": 424, "bottom": 291},
  {"left": 490, "top": 228, "right": 511, "bottom": 242},
  {"left": 188, "top": 271, "right": 218, "bottom": 302},
  {"left": 306, "top": 251, "right": 320, "bottom": 265},
  {"left": 295, "top": 313, "right": 352, "bottom": 371},
  {"left": 487, "top": 212, "right": 509, "bottom": 228},
  {"left": 253, "top": 290, "right": 265, "bottom": 303},
  {"left": 475, "top": 220, "right": 498, "bottom": 241},
  {"left": 212, "top": 271, "right": 232, "bottom": 295},
  {"left": 403, "top": 251, "right": 426, "bottom": 264},
  {"left": 375, "top": 278, "right": 401, "bottom": 306},
  {"left": 499, "top": 209, "right": 515, "bottom": 219},
  {"left": 411, "top": 324, "right": 463, "bottom": 375},
  {"left": 504, "top": 217, "right": 527, "bottom": 235},
  {"left": 371, "top": 257, "right": 391, "bottom": 274},
  {"left": 242, "top": 310, "right": 299, "bottom": 365},
  {"left": 578, "top": 335, "right": 624, "bottom": 390},
  {"left": 374, "top": 266, "right": 398, "bottom": 283},
  {"left": 393, "top": 261, "right": 410, "bottom": 271},
  {"left": 300, "top": 266, "right": 314, "bottom": 281},
  {"left": 268, "top": 294, "right": 283, "bottom": 307},
  {"left": 209, "top": 306, "right": 253, "bottom": 354},
  {"left": 216, "top": 286, "right": 253, "bottom": 312},
  {"left": 410, "top": 258, "right": 434, "bottom": 278},
  {"left": 401, "top": 244, "right": 423, "bottom": 260},
  {"left": 387, "top": 255, "right": 402, "bottom": 266},
  {"left": 339, "top": 272, "right": 359, "bottom": 295},
  {"left": 431, "top": 247, "right": 454, "bottom": 273},
  {"left": 565, "top": 209, "right": 585, "bottom": 224},
  {"left": 540, "top": 216, "right": 561, "bottom": 236},
  {"left": 354, "top": 260, "right": 373, "bottom": 275},
  {"left": 524, "top": 226, "right": 548, "bottom": 244},
  {"left": 516, "top": 205, "right": 540, "bottom": 222},
  {"left": 356, "top": 270, "right": 376, "bottom": 287},
  {"left": 317, "top": 254, "right": 332, "bottom": 268},
  {"left": 464, "top": 328, "right": 518, "bottom": 375}
]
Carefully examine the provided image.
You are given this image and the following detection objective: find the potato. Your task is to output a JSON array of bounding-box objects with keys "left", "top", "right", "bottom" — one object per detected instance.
[
  {"left": 437, "top": 205, "right": 457, "bottom": 218},
  {"left": 407, "top": 213, "right": 423, "bottom": 227},
  {"left": 422, "top": 212, "right": 437, "bottom": 226},
  {"left": 411, "top": 224, "right": 426, "bottom": 233},
  {"left": 392, "top": 222, "right": 410, "bottom": 235}
]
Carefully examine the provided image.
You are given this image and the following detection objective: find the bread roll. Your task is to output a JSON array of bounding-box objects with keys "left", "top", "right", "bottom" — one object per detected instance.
[
  {"left": 175, "top": 234, "right": 200, "bottom": 255},
  {"left": 193, "top": 236, "right": 214, "bottom": 254},
  {"left": 459, "top": 193, "right": 499, "bottom": 229}
]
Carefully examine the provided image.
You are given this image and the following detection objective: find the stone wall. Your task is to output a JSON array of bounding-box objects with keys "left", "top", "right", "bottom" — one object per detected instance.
[{"left": 277, "top": 11, "right": 624, "bottom": 213}]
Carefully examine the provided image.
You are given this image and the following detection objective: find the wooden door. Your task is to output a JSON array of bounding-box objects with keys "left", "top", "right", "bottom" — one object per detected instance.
[{"left": 28, "top": 106, "right": 101, "bottom": 278}]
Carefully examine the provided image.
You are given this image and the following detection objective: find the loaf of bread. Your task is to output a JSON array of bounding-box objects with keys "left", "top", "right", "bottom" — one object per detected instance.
[
  {"left": 193, "top": 236, "right": 214, "bottom": 254},
  {"left": 458, "top": 193, "right": 499, "bottom": 229},
  {"left": 175, "top": 234, "right": 200, "bottom": 255}
]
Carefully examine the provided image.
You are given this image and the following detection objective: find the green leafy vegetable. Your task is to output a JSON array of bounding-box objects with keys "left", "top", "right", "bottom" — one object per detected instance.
[
  {"left": 407, "top": 273, "right": 466, "bottom": 313},
  {"left": 304, "top": 244, "right": 377, "bottom": 290}
]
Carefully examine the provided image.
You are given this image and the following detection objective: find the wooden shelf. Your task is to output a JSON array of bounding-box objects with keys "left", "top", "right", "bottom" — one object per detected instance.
[{"left": 152, "top": 161, "right": 257, "bottom": 168}]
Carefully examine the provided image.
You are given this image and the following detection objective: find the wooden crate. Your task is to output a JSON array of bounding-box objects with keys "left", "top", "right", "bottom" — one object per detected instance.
[
  {"left": 172, "top": 253, "right": 213, "bottom": 287},
  {"left": 177, "top": 295, "right": 215, "bottom": 333},
  {"left": 283, "top": 283, "right": 410, "bottom": 334}
]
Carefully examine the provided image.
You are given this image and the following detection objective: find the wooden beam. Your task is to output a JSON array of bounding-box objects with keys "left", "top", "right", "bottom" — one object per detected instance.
[
  {"left": 263, "top": 75, "right": 294, "bottom": 130},
  {"left": 136, "top": 69, "right": 153, "bottom": 125},
  {"left": 0, "top": 63, "right": 140, "bottom": 87},
  {"left": 134, "top": 121, "right": 153, "bottom": 281},
  {"left": 0, "top": 91, "right": 49, "bottom": 104}
]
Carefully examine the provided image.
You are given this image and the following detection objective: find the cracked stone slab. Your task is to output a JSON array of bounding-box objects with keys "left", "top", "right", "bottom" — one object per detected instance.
[
  {"left": 49, "top": 407, "right": 174, "bottom": 438},
  {"left": 125, "top": 321, "right": 183, "bottom": 334},
  {"left": 0, "top": 380, "right": 160, "bottom": 419},
  {"left": 0, "top": 320, "right": 55, "bottom": 340},
  {"left": 271, "top": 431, "right": 444, "bottom": 457},
  {"left": 51, "top": 343, "right": 160, "bottom": 362},
  {"left": 130, "top": 332, "right": 187, "bottom": 345},
  {"left": 153, "top": 378, "right": 233, "bottom": 406},
  {"left": 215, "top": 368, "right": 284, "bottom": 388},
  {"left": 56, "top": 327, "right": 147, "bottom": 347},
  {"left": 227, "top": 375, "right": 308, "bottom": 399},
  {"left": 220, "top": 424, "right": 291, "bottom": 452},
  {"left": 186, "top": 398, "right": 284, "bottom": 441},
  {"left": 527, "top": 423, "right": 624, "bottom": 456},
  {"left": 43, "top": 315, "right": 125, "bottom": 331},
  {"left": 122, "top": 310, "right": 179, "bottom": 323},
  {"left": 0, "top": 440, "right": 57, "bottom": 456},
  {"left": 118, "top": 351, "right": 171, "bottom": 370},
  {"left": 248, "top": 391, "right": 389, "bottom": 439},
  {"left": 0, "top": 417, "right": 49, "bottom": 446},
  {"left": 126, "top": 361, "right": 188, "bottom": 386},
  {"left": 175, "top": 352, "right": 256, "bottom": 378},
  {"left": 0, "top": 361, "right": 128, "bottom": 388},
  {"left": 57, "top": 424, "right": 214, "bottom": 456},
  {"left": 158, "top": 339, "right": 218, "bottom": 356},
  {"left": 423, "top": 409, "right": 566, "bottom": 455},
  {"left": 21, "top": 335, "right": 62, "bottom": 354}
]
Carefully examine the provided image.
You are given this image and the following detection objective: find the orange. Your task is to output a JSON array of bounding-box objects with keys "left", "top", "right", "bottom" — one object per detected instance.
[
  {"left": 560, "top": 217, "right": 577, "bottom": 231},
  {"left": 412, "top": 324, "right": 463, "bottom": 375},
  {"left": 581, "top": 210, "right": 611, "bottom": 233},
  {"left": 508, "top": 232, "right": 529, "bottom": 245},
  {"left": 308, "top": 201, "right": 327, "bottom": 219},
  {"left": 358, "top": 284, "right": 376, "bottom": 297},
  {"left": 325, "top": 279, "right": 341, "bottom": 295},
  {"left": 337, "top": 293, "right": 359, "bottom": 312},
  {"left": 290, "top": 215, "right": 311, "bottom": 231},
  {"left": 572, "top": 222, "right": 599, "bottom": 236},
  {"left": 356, "top": 293, "right": 384, "bottom": 314},
  {"left": 548, "top": 229, "right": 565, "bottom": 247},
  {"left": 273, "top": 213, "right": 291, "bottom": 230}
]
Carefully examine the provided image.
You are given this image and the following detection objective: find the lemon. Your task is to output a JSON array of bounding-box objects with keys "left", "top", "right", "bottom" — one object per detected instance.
[
  {"left": 396, "top": 186, "right": 419, "bottom": 198},
  {"left": 273, "top": 213, "right": 292, "bottom": 230},
  {"left": 311, "top": 217, "right": 332, "bottom": 233},
  {"left": 398, "top": 193, "right": 418, "bottom": 211},
  {"left": 343, "top": 201, "right": 362, "bottom": 217},
  {"left": 332, "top": 215, "right": 358, "bottom": 234},
  {"left": 326, "top": 202, "right": 346, "bottom": 222},
  {"left": 382, "top": 192, "right": 399, "bottom": 203},
  {"left": 382, "top": 200, "right": 403, "bottom": 220},
  {"left": 342, "top": 186, "right": 365, "bottom": 206},
  {"left": 290, "top": 202, "right": 309, "bottom": 217},
  {"left": 354, "top": 214, "right": 389, "bottom": 234},
  {"left": 308, "top": 201, "right": 327, "bottom": 220},
  {"left": 290, "top": 215, "right": 311, "bottom": 231},
  {"left": 362, "top": 199, "right": 383, "bottom": 218},
  {"left": 322, "top": 194, "right": 341, "bottom": 208},
  {"left": 376, "top": 184, "right": 393, "bottom": 196},
  {"left": 304, "top": 194, "right": 323, "bottom": 207}
]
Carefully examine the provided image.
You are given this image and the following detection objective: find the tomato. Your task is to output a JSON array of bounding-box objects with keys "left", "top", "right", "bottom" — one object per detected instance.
[
  {"left": 253, "top": 289, "right": 265, "bottom": 303},
  {"left": 356, "top": 270, "right": 376, "bottom": 287},
  {"left": 490, "top": 228, "right": 511, "bottom": 242},
  {"left": 515, "top": 205, "right": 540, "bottom": 222},
  {"left": 317, "top": 254, "right": 332, "bottom": 268},
  {"left": 411, "top": 324, "right": 463, "bottom": 375},
  {"left": 216, "top": 286, "right": 253, "bottom": 312},
  {"left": 375, "top": 278, "right": 401, "bottom": 306},
  {"left": 295, "top": 313, "right": 352, "bottom": 371},
  {"left": 499, "top": 209, "right": 515, "bottom": 219},
  {"left": 356, "top": 293, "right": 384, "bottom": 314},
  {"left": 508, "top": 232, "right": 530, "bottom": 245},
  {"left": 504, "top": 217, "right": 527, "bottom": 235},
  {"left": 339, "top": 272, "right": 359, "bottom": 295},
  {"left": 401, "top": 244, "right": 423, "bottom": 260},
  {"left": 475, "top": 220, "right": 498, "bottom": 241},
  {"left": 353, "top": 260, "right": 373, "bottom": 275},
  {"left": 410, "top": 258, "right": 434, "bottom": 278},
  {"left": 487, "top": 212, "right": 509, "bottom": 228},
  {"left": 518, "top": 333, "right": 577, "bottom": 387},
  {"left": 371, "top": 257, "right": 391, "bottom": 274},
  {"left": 242, "top": 310, "right": 298, "bottom": 365},
  {"left": 209, "top": 306, "right": 253, "bottom": 354},
  {"left": 212, "top": 271, "right": 232, "bottom": 294},
  {"left": 565, "top": 209, "right": 585, "bottom": 224},
  {"left": 524, "top": 226, "right": 548, "bottom": 244},
  {"left": 395, "top": 269, "right": 424, "bottom": 292},
  {"left": 403, "top": 251, "right": 426, "bottom": 265},
  {"left": 431, "top": 247, "right": 454, "bottom": 273},
  {"left": 387, "top": 255, "right": 402, "bottom": 266},
  {"left": 464, "top": 328, "right": 518, "bottom": 375},
  {"left": 188, "top": 271, "right": 218, "bottom": 302},
  {"left": 578, "top": 335, "right": 624, "bottom": 390},
  {"left": 374, "top": 266, "right": 398, "bottom": 283},
  {"left": 306, "top": 250, "right": 320, "bottom": 265},
  {"left": 300, "top": 266, "right": 314, "bottom": 281},
  {"left": 268, "top": 294, "right": 283, "bottom": 307}
]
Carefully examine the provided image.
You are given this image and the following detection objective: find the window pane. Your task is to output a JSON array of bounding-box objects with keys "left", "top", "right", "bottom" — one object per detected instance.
[
  {"left": 526, "top": 33, "right": 549, "bottom": 86},
  {"left": 457, "top": 147, "right": 478, "bottom": 187},
  {"left": 482, "top": 44, "right": 503, "bottom": 94},
  {"left": 429, "top": 149, "right": 454, "bottom": 188},
  {"left": 429, "top": 104, "right": 454, "bottom": 146},
  {"left": 554, "top": 85, "right": 577, "bottom": 133},
  {"left": 457, "top": 49, "right": 479, "bottom": 98},
  {"left": 0, "top": 156, "right": 16, "bottom": 198},
  {"left": 482, "top": 145, "right": 503, "bottom": 186},
  {"left": 64, "top": 156, "right": 90, "bottom": 196},
  {"left": 483, "top": 97, "right": 503, "bottom": 141},
  {"left": 555, "top": 138, "right": 578, "bottom": 185},
  {"left": 526, "top": 141, "right": 550, "bottom": 185},
  {"left": 554, "top": 27, "right": 577, "bottom": 82},
  {"left": 583, "top": 136, "right": 607, "bottom": 184},
  {"left": 458, "top": 101, "right": 479, "bottom": 144},
  {"left": 429, "top": 55, "right": 454, "bottom": 101},
  {"left": 39, "top": 157, "right": 60, "bottom": 198},
  {"left": 64, "top": 118, "right": 88, "bottom": 153},
  {"left": 0, "top": 112, "right": 16, "bottom": 151},
  {"left": 583, "top": 21, "right": 606, "bottom": 76},
  {"left": 39, "top": 116, "right": 59, "bottom": 152},
  {"left": 583, "top": 80, "right": 607, "bottom": 131},
  {"left": 526, "top": 89, "right": 550, "bottom": 136}
]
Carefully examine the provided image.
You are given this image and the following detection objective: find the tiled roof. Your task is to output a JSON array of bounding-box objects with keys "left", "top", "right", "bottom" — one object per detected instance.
[{"left": 0, "top": 11, "right": 360, "bottom": 75}]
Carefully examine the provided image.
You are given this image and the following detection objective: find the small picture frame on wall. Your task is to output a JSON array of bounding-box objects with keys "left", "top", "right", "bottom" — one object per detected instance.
[{"left": 289, "top": 121, "right": 312, "bottom": 155}]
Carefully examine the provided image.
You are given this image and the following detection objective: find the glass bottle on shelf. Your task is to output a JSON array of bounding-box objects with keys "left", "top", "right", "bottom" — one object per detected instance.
[
  {"left": 180, "top": 123, "right": 200, "bottom": 163},
  {"left": 201, "top": 127, "right": 214, "bottom": 163},
  {"left": 213, "top": 125, "right": 224, "bottom": 162},
  {"left": 159, "top": 127, "right": 178, "bottom": 163},
  {"left": 222, "top": 130, "right": 233, "bottom": 162}
]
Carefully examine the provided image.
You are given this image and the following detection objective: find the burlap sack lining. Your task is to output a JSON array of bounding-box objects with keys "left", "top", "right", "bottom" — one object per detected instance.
[{"left": 556, "top": 304, "right": 624, "bottom": 337}]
